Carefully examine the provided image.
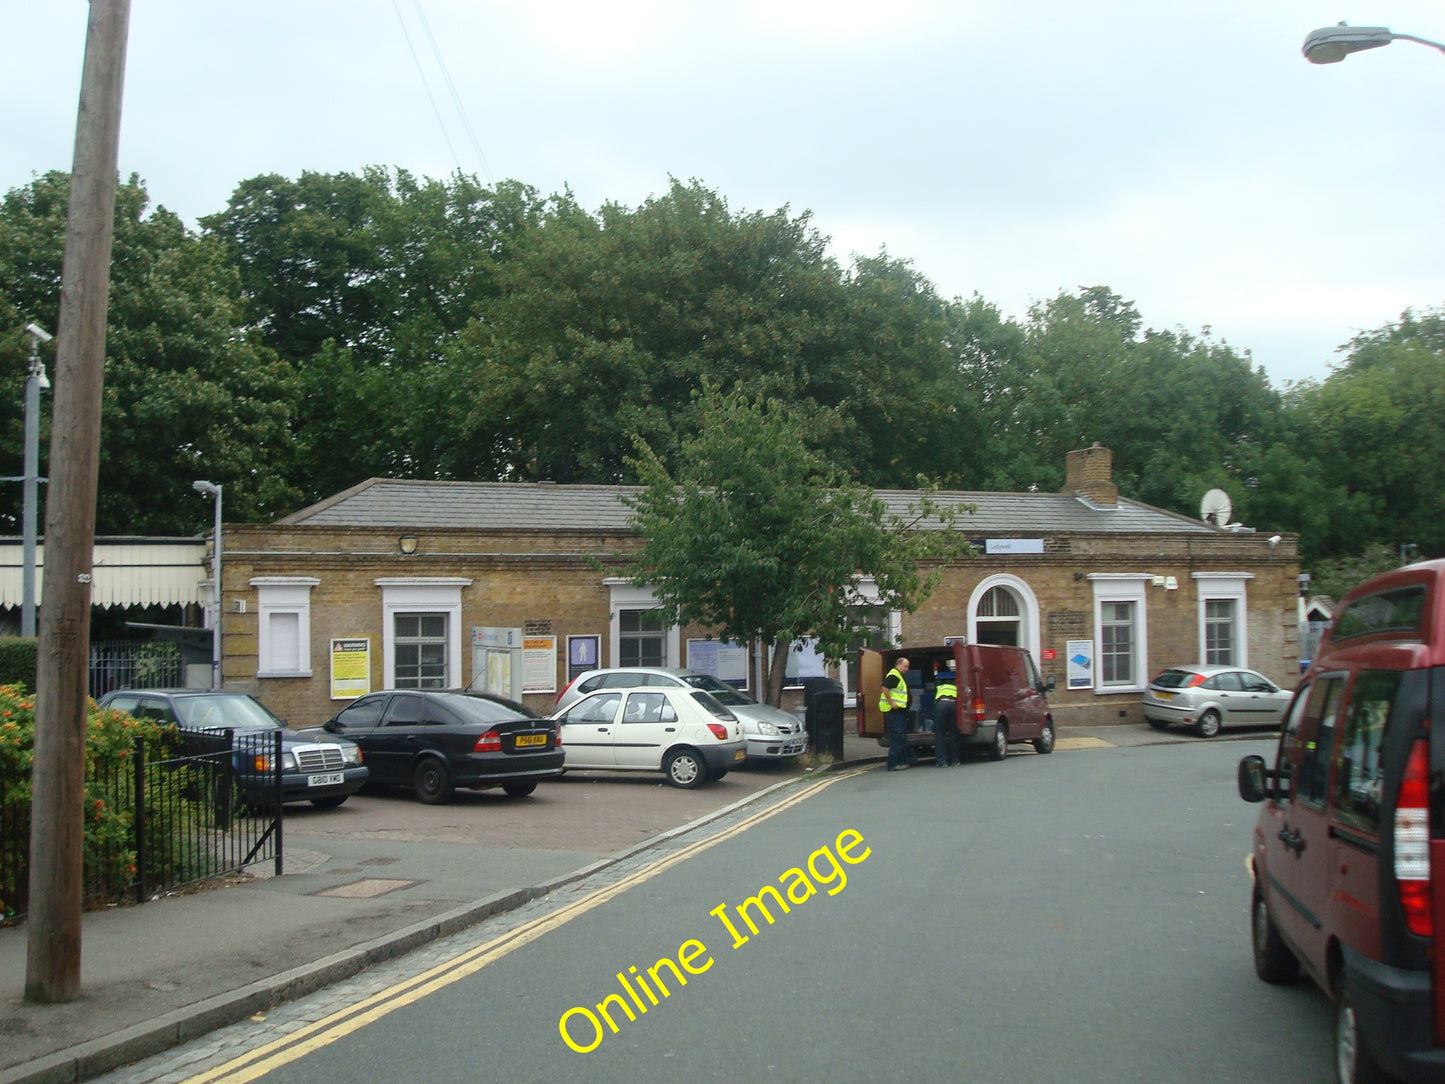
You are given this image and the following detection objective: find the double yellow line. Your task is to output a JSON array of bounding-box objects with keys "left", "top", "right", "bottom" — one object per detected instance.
[{"left": 187, "top": 767, "right": 866, "bottom": 1082}]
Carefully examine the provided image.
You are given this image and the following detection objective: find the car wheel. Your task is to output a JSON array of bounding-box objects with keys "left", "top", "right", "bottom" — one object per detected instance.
[
  {"left": 1032, "top": 720, "right": 1055, "bottom": 755},
  {"left": 309, "top": 795, "right": 348, "bottom": 809},
  {"left": 664, "top": 748, "right": 706, "bottom": 789},
  {"left": 1336, "top": 985, "right": 1390, "bottom": 1084},
  {"left": 709, "top": 768, "right": 729, "bottom": 782},
  {"left": 1194, "top": 710, "right": 1222, "bottom": 739},
  {"left": 413, "top": 758, "right": 455, "bottom": 805},
  {"left": 987, "top": 720, "right": 1008, "bottom": 762},
  {"left": 502, "top": 780, "right": 537, "bottom": 798},
  {"left": 1147, "top": 718, "right": 1170, "bottom": 731},
  {"left": 1251, "top": 884, "right": 1299, "bottom": 984}
]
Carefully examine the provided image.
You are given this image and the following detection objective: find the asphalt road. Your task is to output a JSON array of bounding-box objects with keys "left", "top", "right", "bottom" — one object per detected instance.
[{"left": 97, "top": 737, "right": 1336, "bottom": 1084}]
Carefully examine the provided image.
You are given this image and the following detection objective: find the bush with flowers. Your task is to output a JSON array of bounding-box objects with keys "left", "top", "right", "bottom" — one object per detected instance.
[{"left": 0, "top": 684, "right": 186, "bottom": 921}]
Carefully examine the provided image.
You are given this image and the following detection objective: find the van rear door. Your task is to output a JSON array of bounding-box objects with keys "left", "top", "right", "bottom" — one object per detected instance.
[{"left": 858, "top": 649, "right": 884, "bottom": 738}]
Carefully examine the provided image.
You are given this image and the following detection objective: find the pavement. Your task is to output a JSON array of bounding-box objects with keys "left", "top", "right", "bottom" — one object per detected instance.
[{"left": 0, "top": 723, "right": 1246, "bottom": 1084}]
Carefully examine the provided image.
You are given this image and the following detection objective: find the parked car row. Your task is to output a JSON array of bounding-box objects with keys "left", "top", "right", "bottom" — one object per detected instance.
[{"left": 102, "top": 668, "right": 787, "bottom": 807}]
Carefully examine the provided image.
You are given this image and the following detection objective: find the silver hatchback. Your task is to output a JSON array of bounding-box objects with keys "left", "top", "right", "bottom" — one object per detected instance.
[{"left": 1142, "top": 664, "right": 1292, "bottom": 738}]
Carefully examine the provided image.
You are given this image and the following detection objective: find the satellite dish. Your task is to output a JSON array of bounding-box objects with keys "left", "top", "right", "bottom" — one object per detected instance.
[{"left": 1200, "top": 488, "right": 1233, "bottom": 527}]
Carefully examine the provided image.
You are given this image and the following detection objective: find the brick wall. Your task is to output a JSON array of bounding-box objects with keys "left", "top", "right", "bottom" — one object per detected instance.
[{"left": 218, "top": 522, "right": 1299, "bottom": 731}]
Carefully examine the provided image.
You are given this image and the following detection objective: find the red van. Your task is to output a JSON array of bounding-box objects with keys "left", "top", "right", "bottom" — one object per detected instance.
[
  {"left": 858, "top": 643, "right": 1055, "bottom": 759},
  {"left": 1238, "top": 559, "right": 1445, "bottom": 1083}
]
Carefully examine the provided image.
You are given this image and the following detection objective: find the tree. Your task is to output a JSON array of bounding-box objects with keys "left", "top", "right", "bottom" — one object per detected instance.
[
  {"left": 0, "top": 172, "right": 301, "bottom": 534},
  {"left": 201, "top": 168, "right": 550, "bottom": 502},
  {"left": 448, "top": 179, "right": 957, "bottom": 487},
  {"left": 622, "top": 384, "right": 968, "bottom": 705}
]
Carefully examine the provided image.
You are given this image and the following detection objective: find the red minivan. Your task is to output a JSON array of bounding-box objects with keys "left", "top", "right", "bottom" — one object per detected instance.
[
  {"left": 858, "top": 643, "right": 1055, "bottom": 759},
  {"left": 1239, "top": 559, "right": 1445, "bottom": 1083}
]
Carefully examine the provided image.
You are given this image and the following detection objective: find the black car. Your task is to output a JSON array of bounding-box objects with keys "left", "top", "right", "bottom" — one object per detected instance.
[
  {"left": 321, "top": 690, "right": 564, "bottom": 804},
  {"left": 97, "top": 688, "right": 369, "bottom": 808}
]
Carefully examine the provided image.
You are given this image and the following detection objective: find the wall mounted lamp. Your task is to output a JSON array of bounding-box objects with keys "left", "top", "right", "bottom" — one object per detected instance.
[{"left": 398, "top": 534, "right": 419, "bottom": 555}]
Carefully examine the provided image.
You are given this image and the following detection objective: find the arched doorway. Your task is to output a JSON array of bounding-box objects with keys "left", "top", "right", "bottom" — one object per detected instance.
[
  {"left": 967, "top": 575, "right": 1041, "bottom": 660},
  {"left": 975, "top": 584, "right": 1022, "bottom": 645}
]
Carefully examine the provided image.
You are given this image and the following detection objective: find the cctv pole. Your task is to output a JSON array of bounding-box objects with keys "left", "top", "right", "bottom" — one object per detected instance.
[{"left": 26, "top": 0, "right": 131, "bottom": 1004}]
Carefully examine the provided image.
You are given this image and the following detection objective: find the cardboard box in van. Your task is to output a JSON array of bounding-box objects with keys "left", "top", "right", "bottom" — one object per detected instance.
[{"left": 858, "top": 643, "right": 1055, "bottom": 760}]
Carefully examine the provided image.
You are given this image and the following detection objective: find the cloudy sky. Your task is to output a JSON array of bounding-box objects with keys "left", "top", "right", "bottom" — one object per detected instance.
[{"left": 6, "top": 1, "right": 1445, "bottom": 386}]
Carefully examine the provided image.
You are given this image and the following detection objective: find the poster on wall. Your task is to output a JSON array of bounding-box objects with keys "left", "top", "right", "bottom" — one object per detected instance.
[
  {"left": 522, "top": 636, "right": 557, "bottom": 694},
  {"left": 567, "top": 635, "right": 600, "bottom": 684},
  {"left": 1066, "top": 639, "right": 1094, "bottom": 690},
  {"left": 330, "top": 638, "right": 371, "bottom": 700},
  {"left": 687, "top": 639, "right": 749, "bottom": 687}
]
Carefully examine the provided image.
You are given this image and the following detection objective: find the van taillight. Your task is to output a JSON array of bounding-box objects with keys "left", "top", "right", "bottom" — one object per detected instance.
[
  {"left": 1395, "top": 737, "right": 1432, "bottom": 938},
  {"left": 971, "top": 698, "right": 986, "bottom": 722}
]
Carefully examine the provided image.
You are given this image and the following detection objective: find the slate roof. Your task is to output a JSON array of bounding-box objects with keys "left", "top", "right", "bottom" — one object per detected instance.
[{"left": 276, "top": 478, "right": 1221, "bottom": 537}]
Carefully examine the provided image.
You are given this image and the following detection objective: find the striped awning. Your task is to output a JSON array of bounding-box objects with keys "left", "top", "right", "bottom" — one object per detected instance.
[{"left": 0, "top": 538, "right": 207, "bottom": 608}]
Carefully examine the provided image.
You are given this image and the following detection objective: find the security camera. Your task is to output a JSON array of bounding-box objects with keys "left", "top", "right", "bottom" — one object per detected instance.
[
  {"left": 24, "top": 323, "right": 52, "bottom": 343},
  {"left": 1268, "top": 535, "right": 1282, "bottom": 548}
]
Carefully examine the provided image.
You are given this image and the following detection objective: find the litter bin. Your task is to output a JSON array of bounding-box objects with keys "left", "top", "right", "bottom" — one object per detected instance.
[{"left": 802, "top": 677, "right": 845, "bottom": 761}]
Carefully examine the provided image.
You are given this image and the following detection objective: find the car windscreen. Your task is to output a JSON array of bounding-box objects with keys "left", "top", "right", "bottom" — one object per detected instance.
[
  {"left": 174, "top": 695, "right": 281, "bottom": 731},
  {"left": 1150, "top": 669, "right": 1194, "bottom": 689},
  {"left": 681, "top": 674, "right": 754, "bottom": 705}
]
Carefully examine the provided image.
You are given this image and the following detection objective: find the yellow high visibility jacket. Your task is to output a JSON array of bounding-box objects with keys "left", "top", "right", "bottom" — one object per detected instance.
[
  {"left": 878, "top": 667, "right": 909, "bottom": 712},
  {"left": 935, "top": 680, "right": 958, "bottom": 700}
]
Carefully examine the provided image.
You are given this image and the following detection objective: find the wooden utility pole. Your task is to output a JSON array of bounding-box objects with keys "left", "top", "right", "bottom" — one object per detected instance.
[{"left": 25, "top": 0, "right": 131, "bottom": 1003}]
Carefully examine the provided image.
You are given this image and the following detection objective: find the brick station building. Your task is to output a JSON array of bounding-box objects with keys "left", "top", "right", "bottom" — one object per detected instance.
[{"left": 214, "top": 444, "right": 1300, "bottom": 729}]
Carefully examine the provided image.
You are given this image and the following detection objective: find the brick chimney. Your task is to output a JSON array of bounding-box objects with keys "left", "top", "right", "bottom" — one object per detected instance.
[{"left": 1062, "top": 443, "right": 1118, "bottom": 507}]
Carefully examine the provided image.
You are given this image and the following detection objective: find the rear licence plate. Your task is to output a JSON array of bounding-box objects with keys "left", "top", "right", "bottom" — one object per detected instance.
[
  {"left": 1153, "top": 691, "right": 1174, "bottom": 700},
  {"left": 514, "top": 733, "right": 548, "bottom": 748},
  {"left": 733, "top": 749, "right": 746, "bottom": 761},
  {"left": 308, "top": 772, "right": 344, "bottom": 787}
]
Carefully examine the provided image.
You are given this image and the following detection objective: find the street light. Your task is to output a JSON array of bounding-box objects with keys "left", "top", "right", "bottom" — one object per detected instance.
[
  {"left": 1303, "top": 23, "right": 1445, "bottom": 64},
  {"left": 192, "top": 479, "right": 222, "bottom": 689}
]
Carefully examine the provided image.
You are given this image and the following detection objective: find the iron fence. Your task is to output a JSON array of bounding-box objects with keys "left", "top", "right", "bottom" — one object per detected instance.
[
  {"left": 0, "top": 729, "right": 281, "bottom": 925},
  {"left": 89, "top": 639, "right": 184, "bottom": 699}
]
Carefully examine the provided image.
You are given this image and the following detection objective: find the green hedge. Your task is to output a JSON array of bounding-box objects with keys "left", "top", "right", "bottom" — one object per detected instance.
[{"left": 0, "top": 640, "right": 38, "bottom": 690}]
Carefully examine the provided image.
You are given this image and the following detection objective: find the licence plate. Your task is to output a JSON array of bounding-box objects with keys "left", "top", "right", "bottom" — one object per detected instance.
[
  {"left": 514, "top": 733, "right": 548, "bottom": 748},
  {"left": 308, "top": 772, "right": 344, "bottom": 787},
  {"left": 733, "top": 749, "right": 746, "bottom": 761},
  {"left": 1153, "top": 691, "right": 1174, "bottom": 700}
]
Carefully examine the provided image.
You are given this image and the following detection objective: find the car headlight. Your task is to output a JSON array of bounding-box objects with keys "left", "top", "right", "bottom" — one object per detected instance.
[
  {"left": 756, "top": 722, "right": 780, "bottom": 737},
  {"left": 342, "top": 745, "right": 362, "bottom": 766},
  {"left": 281, "top": 751, "right": 299, "bottom": 771}
]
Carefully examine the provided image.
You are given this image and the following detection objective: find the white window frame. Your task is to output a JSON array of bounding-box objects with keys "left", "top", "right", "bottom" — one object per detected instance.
[
  {"left": 375, "top": 578, "right": 470, "bottom": 690},
  {"left": 1087, "top": 574, "right": 1151, "bottom": 694},
  {"left": 603, "top": 580, "right": 680, "bottom": 668},
  {"left": 250, "top": 577, "right": 320, "bottom": 678},
  {"left": 967, "top": 574, "right": 1042, "bottom": 659},
  {"left": 1194, "top": 573, "right": 1253, "bottom": 667}
]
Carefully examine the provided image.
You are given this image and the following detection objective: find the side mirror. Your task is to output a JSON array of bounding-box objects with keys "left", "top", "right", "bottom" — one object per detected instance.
[{"left": 1238, "top": 755, "right": 1269, "bottom": 803}]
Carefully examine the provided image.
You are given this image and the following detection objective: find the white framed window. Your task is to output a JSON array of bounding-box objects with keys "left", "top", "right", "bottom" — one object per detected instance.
[
  {"left": 375, "top": 578, "right": 470, "bottom": 690},
  {"left": 1194, "top": 573, "right": 1252, "bottom": 667},
  {"left": 250, "top": 577, "right": 320, "bottom": 678},
  {"left": 1088, "top": 574, "right": 1151, "bottom": 693},
  {"left": 603, "top": 580, "right": 680, "bottom": 668}
]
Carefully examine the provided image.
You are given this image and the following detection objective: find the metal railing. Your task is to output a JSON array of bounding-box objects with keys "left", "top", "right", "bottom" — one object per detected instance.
[
  {"left": 89, "top": 639, "right": 184, "bottom": 699},
  {"left": 0, "top": 730, "right": 281, "bottom": 925}
]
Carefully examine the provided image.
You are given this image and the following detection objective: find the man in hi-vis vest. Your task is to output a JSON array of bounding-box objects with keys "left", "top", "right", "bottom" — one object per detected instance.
[
  {"left": 879, "top": 657, "right": 912, "bottom": 771},
  {"left": 933, "top": 666, "right": 959, "bottom": 767}
]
